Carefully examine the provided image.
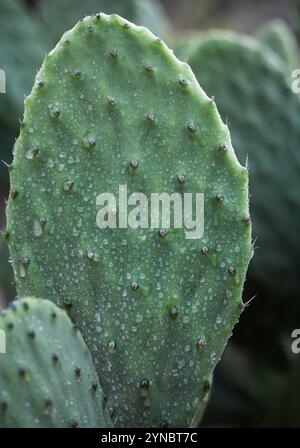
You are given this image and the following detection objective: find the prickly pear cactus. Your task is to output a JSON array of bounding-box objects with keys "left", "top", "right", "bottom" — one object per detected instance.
[
  {"left": 0, "top": 298, "right": 111, "bottom": 428},
  {"left": 172, "top": 31, "right": 204, "bottom": 62},
  {"left": 181, "top": 31, "right": 300, "bottom": 298},
  {"left": 255, "top": 19, "right": 298, "bottom": 71},
  {"left": 7, "top": 15, "right": 252, "bottom": 427}
]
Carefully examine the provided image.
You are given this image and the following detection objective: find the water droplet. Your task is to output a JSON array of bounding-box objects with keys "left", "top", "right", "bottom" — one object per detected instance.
[
  {"left": 33, "top": 220, "right": 42, "bottom": 237},
  {"left": 183, "top": 315, "right": 190, "bottom": 324},
  {"left": 19, "top": 258, "right": 29, "bottom": 278},
  {"left": 136, "top": 312, "right": 143, "bottom": 323}
]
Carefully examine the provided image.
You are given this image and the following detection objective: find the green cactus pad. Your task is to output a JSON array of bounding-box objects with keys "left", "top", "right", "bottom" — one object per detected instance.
[
  {"left": 255, "top": 19, "right": 298, "bottom": 71},
  {"left": 7, "top": 15, "right": 252, "bottom": 427},
  {"left": 0, "top": 298, "right": 111, "bottom": 428},
  {"left": 172, "top": 31, "right": 204, "bottom": 62},
  {"left": 181, "top": 31, "right": 300, "bottom": 298}
]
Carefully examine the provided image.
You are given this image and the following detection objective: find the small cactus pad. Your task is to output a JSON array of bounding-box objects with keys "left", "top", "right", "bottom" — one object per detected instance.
[
  {"left": 0, "top": 298, "right": 111, "bottom": 428},
  {"left": 7, "top": 15, "right": 252, "bottom": 427},
  {"left": 255, "top": 19, "right": 298, "bottom": 71},
  {"left": 182, "top": 31, "right": 300, "bottom": 297}
]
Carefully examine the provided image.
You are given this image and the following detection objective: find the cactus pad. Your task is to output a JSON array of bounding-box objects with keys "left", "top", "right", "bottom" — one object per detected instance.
[
  {"left": 255, "top": 19, "right": 298, "bottom": 71},
  {"left": 182, "top": 31, "right": 300, "bottom": 298},
  {"left": 0, "top": 298, "right": 111, "bottom": 428},
  {"left": 7, "top": 16, "right": 252, "bottom": 427}
]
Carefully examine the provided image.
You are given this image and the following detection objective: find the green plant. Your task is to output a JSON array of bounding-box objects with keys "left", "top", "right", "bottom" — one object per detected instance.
[
  {"left": 175, "top": 30, "right": 300, "bottom": 300},
  {"left": 4, "top": 15, "right": 251, "bottom": 428},
  {"left": 173, "top": 31, "right": 204, "bottom": 61},
  {"left": 255, "top": 19, "right": 298, "bottom": 71},
  {"left": 0, "top": 298, "right": 111, "bottom": 428}
]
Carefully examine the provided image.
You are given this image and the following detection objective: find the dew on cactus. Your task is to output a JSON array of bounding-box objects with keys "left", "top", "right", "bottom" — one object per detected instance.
[{"left": 4, "top": 14, "right": 252, "bottom": 428}]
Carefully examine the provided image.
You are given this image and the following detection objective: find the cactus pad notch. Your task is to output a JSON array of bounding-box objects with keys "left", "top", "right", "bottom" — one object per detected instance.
[
  {"left": 0, "top": 298, "right": 111, "bottom": 428},
  {"left": 7, "top": 15, "right": 252, "bottom": 427}
]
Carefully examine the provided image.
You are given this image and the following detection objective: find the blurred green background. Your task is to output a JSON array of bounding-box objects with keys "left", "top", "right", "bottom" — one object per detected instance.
[{"left": 0, "top": 0, "right": 300, "bottom": 428}]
